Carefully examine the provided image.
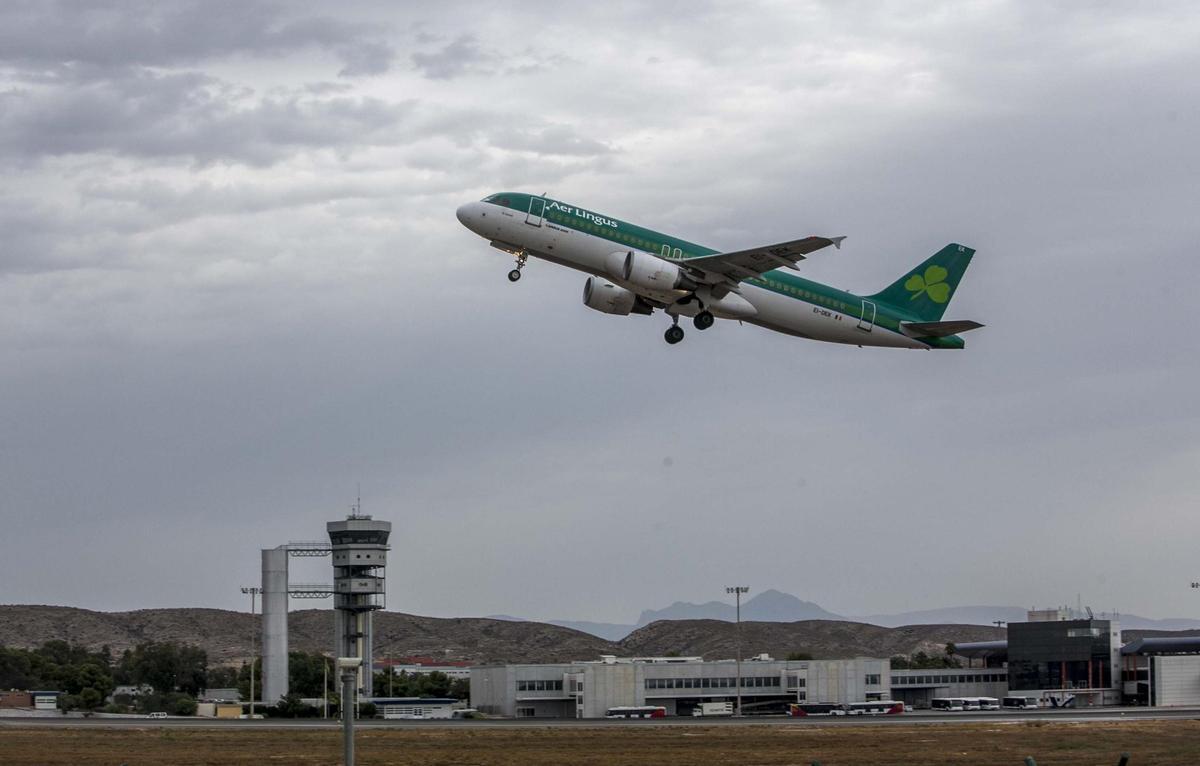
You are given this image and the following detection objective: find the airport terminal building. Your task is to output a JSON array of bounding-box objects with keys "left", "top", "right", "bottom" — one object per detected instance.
[{"left": 471, "top": 655, "right": 890, "bottom": 718}]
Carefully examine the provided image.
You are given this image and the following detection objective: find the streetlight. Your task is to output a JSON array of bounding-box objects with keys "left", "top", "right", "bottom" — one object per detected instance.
[
  {"left": 726, "top": 586, "right": 749, "bottom": 717},
  {"left": 241, "top": 586, "right": 261, "bottom": 720},
  {"left": 337, "top": 656, "right": 363, "bottom": 766}
]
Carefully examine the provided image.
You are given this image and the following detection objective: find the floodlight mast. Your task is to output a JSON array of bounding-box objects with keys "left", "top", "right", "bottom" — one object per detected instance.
[
  {"left": 725, "top": 586, "right": 749, "bottom": 717},
  {"left": 240, "top": 586, "right": 262, "bottom": 719}
]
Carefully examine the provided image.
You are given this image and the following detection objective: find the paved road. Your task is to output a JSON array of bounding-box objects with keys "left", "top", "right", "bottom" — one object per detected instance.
[{"left": 3, "top": 707, "right": 1197, "bottom": 730}]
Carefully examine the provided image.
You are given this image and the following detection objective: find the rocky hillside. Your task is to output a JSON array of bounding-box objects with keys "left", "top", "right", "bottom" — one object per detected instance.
[
  {"left": 620, "top": 619, "right": 1005, "bottom": 659},
  {"left": 1, "top": 605, "right": 1012, "bottom": 666},
  {"left": 0, "top": 606, "right": 614, "bottom": 665}
]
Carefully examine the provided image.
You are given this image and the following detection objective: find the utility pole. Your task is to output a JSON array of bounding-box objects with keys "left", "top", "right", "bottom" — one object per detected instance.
[
  {"left": 726, "top": 586, "right": 749, "bottom": 717},
  {"left": 240, "top": 586, "right": 262, "bottom": 719},
  {"left": 323, "top": 657, "right": 328, "bottom": 720},
  {"left": 338, "top": 657, "right": 362, "bottom": 766}
]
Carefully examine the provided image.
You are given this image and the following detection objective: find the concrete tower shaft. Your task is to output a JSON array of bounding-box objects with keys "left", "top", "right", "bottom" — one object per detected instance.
[
  {"left": 328, "top": 516, "right": 391, "bottom": 697},
  {"left": 260, "top": 546, "right": 290, "bottom": 703}
]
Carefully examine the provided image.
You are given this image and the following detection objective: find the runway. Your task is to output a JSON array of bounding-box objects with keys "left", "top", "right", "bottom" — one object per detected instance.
[{"left": 3, "top": 706, "right": 1197, "bottom": 730}]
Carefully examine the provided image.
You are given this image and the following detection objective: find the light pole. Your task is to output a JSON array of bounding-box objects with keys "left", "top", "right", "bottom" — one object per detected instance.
[
  {"left": 241, "top": 586, "right": 262, "bottom": 720},
  {"left": 726, "top": 586, "right": 749, "bottom": 717},
  {"left": 337, "top": 657, "right": 362, "bottom": 766}
]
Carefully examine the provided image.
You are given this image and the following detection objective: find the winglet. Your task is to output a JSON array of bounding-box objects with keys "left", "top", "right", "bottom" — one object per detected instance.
[{"left": 830, "top": 236, "right": 846, "bottom": 250}]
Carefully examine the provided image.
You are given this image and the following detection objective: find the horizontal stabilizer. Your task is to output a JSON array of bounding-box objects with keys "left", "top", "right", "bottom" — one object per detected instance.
[{"left": 901, "top": 320, "right": 985, "bottom": 337}]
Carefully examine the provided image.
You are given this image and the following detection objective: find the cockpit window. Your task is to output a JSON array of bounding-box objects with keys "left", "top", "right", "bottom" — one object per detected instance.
[{"left": 482, "top": 194, "right": 513, "bottom": 208}]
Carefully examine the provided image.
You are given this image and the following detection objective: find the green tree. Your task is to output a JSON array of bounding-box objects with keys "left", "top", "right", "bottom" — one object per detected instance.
[
  {"left": 288, "top": 652, "right": 330, "bottom": 697},
  {"left": 448, "top": 677, "right": 470, "bottom": 700},
  {"left": 79, "top": 687, "right": 103, "bottom": 711},
  {"left": 57, "top": 694, "right": 81, "bottom": 713},
  {"left": 125, "top": 642, "right": 208, "bottom": 695},
  {"left": 410, "top": 671, "right": 449, "bottom": 698},
  {"left": 168, "top": 693, "right": 198, "bottom": 716},
  {"left": 236, "top": 659, "right": 261, "bottom": 701},
  {"left": 206, "top": 665, "right": 240, "bottom": 690},
  {"left": 273, "top": 693, "right": 317, "bottom": 718}
]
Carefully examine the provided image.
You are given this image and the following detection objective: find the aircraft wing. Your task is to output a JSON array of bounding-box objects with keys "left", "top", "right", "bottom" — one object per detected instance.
[{"left": 684, "top": 236, "right": 845, "bottom": 283}]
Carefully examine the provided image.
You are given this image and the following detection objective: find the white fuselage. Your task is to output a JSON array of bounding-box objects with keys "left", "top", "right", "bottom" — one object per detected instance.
[{"left": 457, "top": 201, "right": 927, "bottom": 349}]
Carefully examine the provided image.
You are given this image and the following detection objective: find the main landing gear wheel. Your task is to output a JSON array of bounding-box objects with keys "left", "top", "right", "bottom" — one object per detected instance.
[
  {"left": 664, "top": 325, "right": 685, "bottom": 345},
  {"left": 508, "top": 251, "right": 528, "bottom": 282},
  {"left": 693, "top": 310, "right": 715, "bottom": 331}
]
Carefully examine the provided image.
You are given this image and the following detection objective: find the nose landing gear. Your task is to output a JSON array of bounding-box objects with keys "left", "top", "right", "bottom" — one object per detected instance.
[{"left": 508, "top": 251, "right": 528, "bottom": 282}]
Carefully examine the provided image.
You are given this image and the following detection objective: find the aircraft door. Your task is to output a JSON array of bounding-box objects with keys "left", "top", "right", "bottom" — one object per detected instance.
[
  {"left": 857, "top": 299, "right": 876, "bottom": 332},
  {"left": 526, "top": 196, "right": 545, "bottom": 227}
]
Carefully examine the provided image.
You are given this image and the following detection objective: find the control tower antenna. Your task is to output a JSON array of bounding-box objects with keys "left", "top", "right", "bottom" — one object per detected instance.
[{"left": 350, "top": 485, "right": 366, "bottom": 519}]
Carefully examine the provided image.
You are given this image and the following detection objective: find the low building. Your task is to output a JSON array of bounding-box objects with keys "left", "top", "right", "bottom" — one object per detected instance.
[
  {"left": 0, "top": 691, "right": 32, "bottom": 708},
  {"left": 1121, "top": 637, "right": 1200, "bottom": 706},
  {"left": 889, "top": 667, "right": 1009, "bottom": 709},
  {"left": 378, "top": 657, "right": 472, "bottom": 680},
  {"left": 31, "top": 691, "right": 60, "bottom": 710},
  {"left": 200, "top": 688, "right": 242, "bottom": 703},
  {"left": 471, "top": 655, "right": 890, "bottom": 718},
  {"left": 373, "top": 697, "right": 462, "bottom": 719}
]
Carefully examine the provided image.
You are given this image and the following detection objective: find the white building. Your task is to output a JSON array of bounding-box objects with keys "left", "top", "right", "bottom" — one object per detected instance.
[{"left": 471, "top": 655, "right": 890, "bottom": 718}]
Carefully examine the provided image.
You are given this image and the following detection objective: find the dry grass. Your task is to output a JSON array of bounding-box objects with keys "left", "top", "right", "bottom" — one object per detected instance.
[{"left": 1, "top": 720, "right": 1197, "bottom": 766}]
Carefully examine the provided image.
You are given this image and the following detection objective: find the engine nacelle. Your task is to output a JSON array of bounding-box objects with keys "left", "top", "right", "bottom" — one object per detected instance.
[
  {"left": 582, "top": 277, "right": 651, "bottom": 316},
  {"left": 615, "top": 250, "right": 697, "bottom": 292}
]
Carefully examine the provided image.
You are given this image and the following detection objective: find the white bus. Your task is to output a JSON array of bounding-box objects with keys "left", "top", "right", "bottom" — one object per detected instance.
[
  {"left": 846, "top": 700, "right": 904, "bottom": 715},
  {"left": 930, "top": 697, "right": 966, "bottom": 711},
  {"left": 1002, "top": 696, "right": 1039, "bottom": 710},
  {"left": 973, "top": 697, "right": 1000, "bottom": 710}
]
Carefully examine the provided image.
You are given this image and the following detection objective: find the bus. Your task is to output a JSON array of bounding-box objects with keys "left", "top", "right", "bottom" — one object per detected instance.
[
  {"left": 931, "top": 697, "right": 966, "bottom": 711},
  {"left": 605, "top": 706, "right": 666, "bottom": 719},
  {"left": 788, "top": 703, "right": 842, "bottom": 717},
  {"left": 973, "top": 697, "right": 1000, "bottom": 710},
  {"left": 1002, "top": 696, "right": 1039, "bottom": 710},
  {"left": 846, "top": 700, "right": 904, "bottom": 716}
]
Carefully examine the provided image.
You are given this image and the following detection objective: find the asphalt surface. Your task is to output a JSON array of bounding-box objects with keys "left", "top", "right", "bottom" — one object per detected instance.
[{"left": 2, "top": 707, "right": 1197, "bottom": 730}]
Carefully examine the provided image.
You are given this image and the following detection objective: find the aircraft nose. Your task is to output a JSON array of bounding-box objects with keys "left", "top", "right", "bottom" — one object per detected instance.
[{"left": 455, "top": 202, "right": 473, "bottom": 227}]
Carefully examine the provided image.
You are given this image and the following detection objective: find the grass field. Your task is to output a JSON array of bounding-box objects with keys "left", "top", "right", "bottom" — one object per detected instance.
[{"left": 2, "top": 720, "right": 1198, "bottom": 765}]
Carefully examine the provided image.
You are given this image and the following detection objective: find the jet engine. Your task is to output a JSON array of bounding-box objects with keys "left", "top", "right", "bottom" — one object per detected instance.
[
  {"left": 582, "top": 277, "right": 653, "bottom": 316},
  {"left": 615, "top": 250, "right": 697, "bottom": 292}
]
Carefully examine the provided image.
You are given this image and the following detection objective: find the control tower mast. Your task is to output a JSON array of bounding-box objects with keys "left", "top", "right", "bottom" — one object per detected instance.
[{"left": 327, "top": 507, "right": 391, "bottom": 697}]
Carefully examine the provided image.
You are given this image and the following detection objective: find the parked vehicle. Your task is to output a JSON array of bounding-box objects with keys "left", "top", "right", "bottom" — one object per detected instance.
[
  {"left": 691, "top": 702, "right": 734, "bottom": 717},
  {"left": 605, "top": 706, "right": 666, "bottom": 719}
]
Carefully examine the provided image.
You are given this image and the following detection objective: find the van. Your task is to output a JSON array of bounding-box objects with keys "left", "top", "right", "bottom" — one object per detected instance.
[{"left": 147, "top": 711, "right": 168, "bottom": 719}]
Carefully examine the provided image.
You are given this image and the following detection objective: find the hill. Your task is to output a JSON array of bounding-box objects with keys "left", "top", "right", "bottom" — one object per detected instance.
[
  {"left": 636, "top": 589, "right": 840, "bottom": 626},
  {"left": 9, "top": 605, "right": 1192, "bottom": 667},
  {"left": 0, "top": 606, "right": 615, "bottom": 665},
  {"left": 620, "top": 619, "right": 1004, "bottom": 660}
]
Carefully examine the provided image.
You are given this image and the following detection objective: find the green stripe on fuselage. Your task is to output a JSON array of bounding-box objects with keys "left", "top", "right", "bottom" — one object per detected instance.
[{"left": 483, "top": 192, "right": 963, "bottom": 348}]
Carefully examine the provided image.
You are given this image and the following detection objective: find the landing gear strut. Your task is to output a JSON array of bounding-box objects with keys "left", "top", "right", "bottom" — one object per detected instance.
[
  {"left": 693, "top": 310, "right": 715, "bottom": 330},
  {"left": 664, "top": 316, "right": 685, "bottom": 345},
  {"left": 508, "top": 251, "right": 528, "bottom": 282}
]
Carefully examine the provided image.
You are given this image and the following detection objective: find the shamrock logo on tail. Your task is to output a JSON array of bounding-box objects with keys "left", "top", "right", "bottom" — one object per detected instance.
[{"left": 905, "top": 265, "right": 950, "bottom": 303}]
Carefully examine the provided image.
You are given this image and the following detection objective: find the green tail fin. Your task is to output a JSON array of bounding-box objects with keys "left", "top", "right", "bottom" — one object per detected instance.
[{"left": 869, "top": 243, "right": 975, "bottom": 321}]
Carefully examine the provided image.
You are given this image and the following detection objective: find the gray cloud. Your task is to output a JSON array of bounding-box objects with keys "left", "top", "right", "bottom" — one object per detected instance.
[
  {"left": 0, "top": 1, "right": 395, "bottom": 78},
  {"left": 1, "top": 1, "right": 1198, "bottom": 625},
  {"left": 0, "top": 69, "right": 415, "bottom": 164}
]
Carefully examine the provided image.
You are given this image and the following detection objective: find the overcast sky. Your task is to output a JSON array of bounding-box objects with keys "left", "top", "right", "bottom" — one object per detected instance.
[{"left": 2, "top": 1, "right": 1198, "bottom": 624}]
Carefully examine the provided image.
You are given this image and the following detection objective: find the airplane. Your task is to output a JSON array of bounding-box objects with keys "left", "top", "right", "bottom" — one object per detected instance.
[{"left": 455, "top": 192, "right": 983, "bottom": 348}]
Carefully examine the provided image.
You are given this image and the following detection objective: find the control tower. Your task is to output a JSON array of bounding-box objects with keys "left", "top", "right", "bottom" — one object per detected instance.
[{"left": 328, "top": 512, "right": 391, "bottom": 697}]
